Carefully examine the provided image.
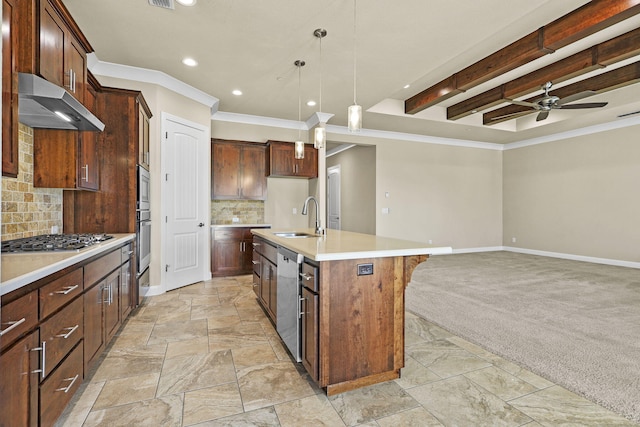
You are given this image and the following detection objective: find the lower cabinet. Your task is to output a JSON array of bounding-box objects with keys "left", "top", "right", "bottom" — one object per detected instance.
[
  {"left": 211, "top": 227, "right": 254, "bottom": 276},
  {"left": 0, "top": 240, "right": 136, "bottom": 427},
  {"left": 83, "top": 280, "right": 105, "bottom": 371},
  {"left": 0, "top": 331, "right": 39, "bottom": 427},
  {"left": 252, "top": 236, "right": 278, "bottom": 323}
]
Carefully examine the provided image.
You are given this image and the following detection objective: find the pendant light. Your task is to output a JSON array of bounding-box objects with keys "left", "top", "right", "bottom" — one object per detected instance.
[
  {"left": 294, "top": 60, "right": 306, "bottom": 159},
  {"left": 348, "top": 0, "right": 362, "bottom": 132},
  {"left": 314, "top": 28, "right": 327, "bottom": 149}
]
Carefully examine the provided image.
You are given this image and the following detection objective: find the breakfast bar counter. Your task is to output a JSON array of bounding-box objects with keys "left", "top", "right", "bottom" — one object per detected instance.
[{"left": 250, "top": 228, "right": 451, "bottom": 395}]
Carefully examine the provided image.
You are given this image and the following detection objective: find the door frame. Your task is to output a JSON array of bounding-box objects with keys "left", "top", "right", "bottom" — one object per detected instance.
[
  {"left": 159, "top": 112, "right": 211, "bottom": 293},
  {"left": 327, "top": 165, "right": 341, "bottom": 230}
]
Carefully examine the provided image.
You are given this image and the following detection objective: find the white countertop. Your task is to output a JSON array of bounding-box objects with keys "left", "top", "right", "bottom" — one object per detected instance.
[
  {"left": 1, "top": 234, "right": 135, "bottom": 297},
  {"left": 251, "top": 228, "right": 452, "bottom": 261},
  {"left": 211, "top": 224, "right": 271, "bottom": 228}
]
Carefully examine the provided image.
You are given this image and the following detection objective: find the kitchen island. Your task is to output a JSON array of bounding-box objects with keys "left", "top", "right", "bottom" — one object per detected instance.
[{"left": 251, "top": 228, "right": 451, "bottom": 395}]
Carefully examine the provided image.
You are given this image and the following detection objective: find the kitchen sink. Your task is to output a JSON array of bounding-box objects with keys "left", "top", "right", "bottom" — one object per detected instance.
[{"left": 273, "top": 232, "right": 317, "bottom": 238}]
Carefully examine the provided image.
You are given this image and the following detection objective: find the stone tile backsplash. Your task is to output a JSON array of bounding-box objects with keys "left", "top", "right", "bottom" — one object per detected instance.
[
  {"left": 1, "top": 124, "right": 63, "bottom": 240},
  {"left": 211, "top": 200, "right": 265, "bottom": 224}
]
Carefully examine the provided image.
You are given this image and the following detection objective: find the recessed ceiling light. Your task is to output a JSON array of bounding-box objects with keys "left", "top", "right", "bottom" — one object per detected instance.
[
  {"left": 232, "top": 89, "right": 243, "bottom": 96},
  {"left": 176, "top": 0, "right": 196, "bottom": 5},
  {"left": 307, "top": 100, "right": 316, "bottom": 107},
  {"left": 182, "top": 57, "right": 198, "bottom": 67},
  {"left": 403, "top": 84, "right": 410, "bottom": 89}
]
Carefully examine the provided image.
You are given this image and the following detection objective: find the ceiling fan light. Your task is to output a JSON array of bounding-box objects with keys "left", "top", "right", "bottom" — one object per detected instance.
[
  {"left": 348, "top": 104, "right": 362, "bottom": 132},
  {"left": 314, "top": 126, "right": 326, "bottom": 149},
  {"left": 295, "top": 140, "right": 305, "bottom": 159}
]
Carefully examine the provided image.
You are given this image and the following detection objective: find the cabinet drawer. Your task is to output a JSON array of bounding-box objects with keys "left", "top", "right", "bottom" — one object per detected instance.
[
  {"left": 252, "top": 251, "right": 261, "bottom": 275},
  {"left": 1, "top": 291, "right": 38, "bottom": 351},
  {"left": 84, "top": 249, "right": 121, "bottom": 287},
  {"left": 39, "top": 342, "right": 83, "bottom": 427},
  {"left": 256, "top": 240, "right": 277, "bottom": 265},
  {"left": 301, "top": 262, "right": 319, "bottom": 292},
  {"left": 121, "top": 243, "right": 133, "bottom": 264},
  {"left": 40, "top": 296, "right": 83, "bottom": 379},
  {"left": 39, "top": 269, "right": 83, "bottom": 319},
  {"left": 214, "top": 228, "right": 244, "bottom": 240}
]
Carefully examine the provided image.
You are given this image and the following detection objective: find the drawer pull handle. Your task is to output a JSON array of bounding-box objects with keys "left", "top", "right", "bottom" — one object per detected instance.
[
  {"left": 251, "top": 260, "right": 259, "bottom": 265},
  {"left": 31, "top": 341, "right": 46, "bottom": 378},
  {"left": 0, "top": 317, "right": 26, "bottom": 336},
  {"left": 55, "top": 285, "right": 79, "bottom": 295},
  {"left": 56, "top": 324, "right": 79, "bottom": 339},
  {"left": 56, "top": 374, "right": 79, "bottom": 393},
  {"left": 300, "top": 273, "right": 314, "bottom": 281}
]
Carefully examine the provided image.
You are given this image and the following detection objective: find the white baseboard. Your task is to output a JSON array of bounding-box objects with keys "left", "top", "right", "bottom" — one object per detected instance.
[{"left": 449, "top": 246, "right": 640, "bottom": 269}]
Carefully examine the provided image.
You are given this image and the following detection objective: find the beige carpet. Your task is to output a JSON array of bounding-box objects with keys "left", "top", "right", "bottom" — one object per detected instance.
[{"left": 406, "top": 251, "right": 640, "bottom": 423}]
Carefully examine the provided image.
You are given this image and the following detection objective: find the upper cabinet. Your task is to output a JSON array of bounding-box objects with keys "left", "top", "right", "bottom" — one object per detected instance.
[
  {"left": 32, "top": 73, "right": 100, "bottom": 190},
  {"left": 267, "top": 140, "right": 318, "bottom": 179},
  {"left": 19, "top": 0, "right": 92, "bottom": 103},
  {"left": 211, "top": 139, "right": 267, "bottom": 200},
  {"left": 138, "top": 102, "right": 151, "bottom": 170},
  {"left": 2, "top": 0, "right": 19, "bottom": 177}
]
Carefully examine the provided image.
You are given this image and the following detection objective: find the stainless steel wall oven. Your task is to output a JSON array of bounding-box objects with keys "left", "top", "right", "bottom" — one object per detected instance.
[{"left": 137, "top": 166, "right": 151, "bottom": 278}]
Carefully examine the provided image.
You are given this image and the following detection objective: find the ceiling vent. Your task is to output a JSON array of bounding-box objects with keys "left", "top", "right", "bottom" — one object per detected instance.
[{"left": 148, "top": 0, "right": 174, "bottom": 9}]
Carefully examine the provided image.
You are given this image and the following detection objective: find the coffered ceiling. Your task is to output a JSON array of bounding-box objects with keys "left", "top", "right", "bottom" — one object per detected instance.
[{"left": 62, "top": 0, "right": 640, "bottom": 144}]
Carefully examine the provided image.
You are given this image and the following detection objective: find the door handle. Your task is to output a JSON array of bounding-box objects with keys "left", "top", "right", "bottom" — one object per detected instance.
[{"left": 198, "top": 222, "right": 205, "bottom": 227}]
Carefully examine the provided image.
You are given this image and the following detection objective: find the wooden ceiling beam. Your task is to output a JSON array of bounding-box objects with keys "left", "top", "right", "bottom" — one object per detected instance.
[
  {"left": 447, "top": 26, "right": 640, "bottom": 120},
  {"left": 405, "top": 0, "right": 640, "bottom": 115},
  {"left": 482, "top": 61, "right": 640, "bottom": 125}
]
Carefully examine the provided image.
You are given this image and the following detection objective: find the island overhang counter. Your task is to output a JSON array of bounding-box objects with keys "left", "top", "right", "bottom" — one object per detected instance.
[{"left": 250, "top": 228, "right": 452, "bottom": 395}]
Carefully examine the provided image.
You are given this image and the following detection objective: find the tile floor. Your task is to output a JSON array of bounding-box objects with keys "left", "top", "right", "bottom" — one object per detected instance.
[{"left": 56, "top": 275, "right": 637, "bottom": 426}]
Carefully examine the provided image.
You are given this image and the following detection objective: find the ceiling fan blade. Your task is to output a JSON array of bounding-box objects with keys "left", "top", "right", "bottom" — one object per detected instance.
[
  {"left": 557, "top": 90, "right": 597, "bottom": 105},
  {"left": 489, "top": 110, "right": 534, "bottom": 121},
  {"left": 505, "top": 98, "right": 539, "bottom": 108},
  {"left": 557, "top": 102, "right": 608, "bottom": 109},
  {"left": 536, "top": 111, "right": 549, "bottom": 121}
]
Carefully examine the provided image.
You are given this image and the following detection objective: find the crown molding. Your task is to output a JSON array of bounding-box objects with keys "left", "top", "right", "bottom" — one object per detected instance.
[{"left": 88, "top": 56, "right": 640, "bottom": 151}]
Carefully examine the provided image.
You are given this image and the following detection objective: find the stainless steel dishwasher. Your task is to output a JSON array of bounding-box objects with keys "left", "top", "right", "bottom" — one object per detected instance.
[{"left": 277, "top": 246, "right": 303, "bottom": 362}]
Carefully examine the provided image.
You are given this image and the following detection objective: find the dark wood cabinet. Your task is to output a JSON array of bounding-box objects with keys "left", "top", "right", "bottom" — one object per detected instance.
[
  {"left": 31, "top": 71, "right": 100, "bottom": 190},
  {"left": 63, "top": 87, "right": 151, "bottom": 234},
  {"left": 103, "top": 269, "right": 120, "bottom": 344},
  {"left": 2, "top": 0, "right": 19, "bottom": 177},
  {"left": 83, "top": 279, "right": 104, "bottom": 371},
  {"left": 138, "top": 104, "right": 150, "bottom": 169},
  {"left": 36, "top": 0, "right": 88, "bottom": 103},
  {"left": 252, "top": 236, "right": 278, "bottom": 323},
  {"left": 211, "top": 227, "right": 255, "bottom": 276},
  {"left": 267, "top": 140, "right": 318, "bottom": 178},
  {"left": 32, "top": 128, "right": 98, "bottom": 190},
  {"left": 301, "top": 285, "right": 319, "bottom": 381},
  {"left": 39, "top": 342, "right": 83, "bottom": 427},
  {"left": 0, "top": 331, "right": 40, "bottom": 427},
  {"left": 211, "top": 139, "right": 266, "bottom": 200}
]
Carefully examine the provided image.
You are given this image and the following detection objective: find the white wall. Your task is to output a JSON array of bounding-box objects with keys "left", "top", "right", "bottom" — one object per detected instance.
[{"left": 503, "top": 124, "right": 640, "bottom": 263}]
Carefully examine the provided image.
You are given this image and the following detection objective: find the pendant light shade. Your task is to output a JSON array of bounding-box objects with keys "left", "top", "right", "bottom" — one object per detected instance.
[
  {"left": 314, "top": 125, "right": 326, "bottom": 149},
  {"left": 348, "top": 104, "right": 362, "bottom": 132},
  {"left": 294, "top": 140, "right": 305, "bottom": 159},
  {"left": 314, "top": 28, "right": 327, "bottom": 149},
  {"left": 349, "top": 0, "right": 362, "bottom": 132},
  {"left": 294, "top": 59, "right": 305, "bottom": 159}
]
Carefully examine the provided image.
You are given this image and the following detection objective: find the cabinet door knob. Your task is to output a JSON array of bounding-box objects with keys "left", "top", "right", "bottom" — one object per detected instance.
[{"left": 198, "top": 222, "right": 205, "bottom": 227}]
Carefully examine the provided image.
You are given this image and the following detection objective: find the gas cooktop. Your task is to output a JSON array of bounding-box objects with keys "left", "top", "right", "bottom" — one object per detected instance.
[{"left": 1, "top": 234, "right": 114, "bottom": 253}]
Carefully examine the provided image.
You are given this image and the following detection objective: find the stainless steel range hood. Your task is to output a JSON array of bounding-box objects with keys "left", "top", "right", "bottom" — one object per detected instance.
[{"left": 18, "top": 73, "right": 105, "bottom": 132}]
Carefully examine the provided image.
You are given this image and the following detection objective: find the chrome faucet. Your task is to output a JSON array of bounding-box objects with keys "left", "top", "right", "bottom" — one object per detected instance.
[{"left": 302, "top": 196, "right": 324, "bottom": 235}]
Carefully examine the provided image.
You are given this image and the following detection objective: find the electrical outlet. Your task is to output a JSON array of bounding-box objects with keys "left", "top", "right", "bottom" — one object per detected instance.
[
  {"left": 428, "top": 239, "right": 433, "bottom": 244},
  {"left": 232, "top": 217, "right": 240, "bottom": 223},
  {"left": 382, "top": 207, "right": 390, "bottom": 214},
  {"left": 512, "top": 237, "right": 517, "bottom": 243},
  {"left": 292, "top": 208, "right": 297, "bottom": 214},
  {"left": 51, "top": 225, "right": 59, "bottom": 234}
]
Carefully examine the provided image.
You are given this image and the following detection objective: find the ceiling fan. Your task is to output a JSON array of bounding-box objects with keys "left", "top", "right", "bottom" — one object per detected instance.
[{"left": 495, "top": 81, "right": 608, "bottom": 122}]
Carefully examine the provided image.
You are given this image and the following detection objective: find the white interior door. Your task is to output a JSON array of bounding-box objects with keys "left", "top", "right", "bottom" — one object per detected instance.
[
  {"left": 327, "top": 165, "right": 341, "bottom": 230},
  {"left": 163, "top": 114, "right": 209, "bottom": 291}
]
